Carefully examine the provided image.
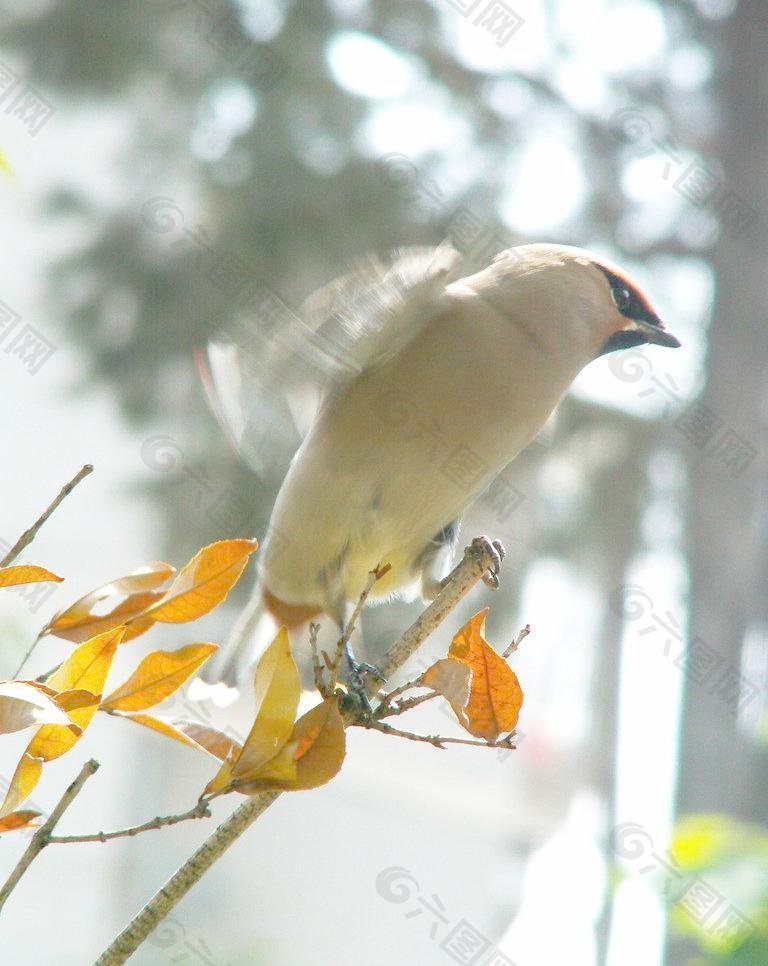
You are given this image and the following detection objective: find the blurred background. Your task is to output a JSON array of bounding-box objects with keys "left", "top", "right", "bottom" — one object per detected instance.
[{"left": 1, "top": 0, "right": 766, "bottom": 963}]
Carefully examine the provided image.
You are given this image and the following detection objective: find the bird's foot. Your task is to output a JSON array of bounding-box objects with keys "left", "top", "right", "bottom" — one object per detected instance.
[
  {"left": 471, "top": 535, "right": 506, "bottom": 589},
  {"left": 341, "top": 641, "right": 385, "bottom": 719}
]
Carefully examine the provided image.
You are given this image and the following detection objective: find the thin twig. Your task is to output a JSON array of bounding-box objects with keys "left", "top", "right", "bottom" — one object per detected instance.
[
  {"left": 362, "top": 718, "right": 518, "bottom": 751},
  {"left": 502, "top": 623, "right": 531, "bottom": 659},
  {"left": 377, "top": 689, "right": 440, "bottom": 718},
  {"left": 374, "top": 674, "right": 425, "bottom": 713},
  {"left": 7, "top": 464, "right": 94, "bottom": 679},
  {"left": 47, "top": 800, "right": 211, "bottom": 844},
  {"left": 1, "top": 464, "right": 93, "bottom": 568},
  {"left": 327, "top": 563, "right": 389, "bottom": 691},
  {"left": 96, "top": 536, "right": 501, "bottom": 965},
  {"left": 0, "top": 758, "right": 99, "bottom": 914}
]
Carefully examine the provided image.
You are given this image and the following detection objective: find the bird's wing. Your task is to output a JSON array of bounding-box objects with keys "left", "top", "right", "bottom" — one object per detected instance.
[{"left": 197, "top": 243, "right": 463, "bottom": 481}]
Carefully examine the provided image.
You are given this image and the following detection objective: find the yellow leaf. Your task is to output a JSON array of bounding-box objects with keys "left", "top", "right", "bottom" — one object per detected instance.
[
  {"left": 421, "top": 658, "right": 472, "bottom": 729},
  {"left": 109, "top": 711, "right": 208, "bottom": 750},
  {"left": 448, "top": 609, "right": 523, "bottom": 741},
  {"left": 145, "top": 539, "right": 258, "bottom": 623},
  {"left": 42, "top": 562, "right": 175, "bottom": 639},
  {"left": 100, "top": 643, "right": 218, "bottom": 712},
  {"left": 26, "top": 626, "right": 123, "bottom": 761},
  {"left": 0, "top": 810, "right": 41, "bottom": 834},
  {"left": 0, "top": 565, "right": 63, "bottom": 587},
  {"left": 237, "top": 698, "right": 346, "bottom": 793},
  {"left": 230, "top": 627, "right": 300, "bottom": 782},
  {"left": 53, "top": 689, "right": 101, "bottom": 714},
  {"left": 204, "top": 757, "right": 234, "bottom": 796},
  {"left": 0, "top": 681, "right": 78, "bottom": 735},
  {"left": 46, "top": 590, "right": 164, "bottom": 644},
  {"left": 0, "top": 754, "right": 42, "bottom": 818}
]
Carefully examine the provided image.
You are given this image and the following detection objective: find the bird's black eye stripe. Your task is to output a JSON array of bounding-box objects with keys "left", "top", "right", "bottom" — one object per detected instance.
[{"left": 595, "top": 264, "right": 660, "bottom": 326}]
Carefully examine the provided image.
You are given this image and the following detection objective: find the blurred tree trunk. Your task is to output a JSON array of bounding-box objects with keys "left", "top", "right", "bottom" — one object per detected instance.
[{"left": 675, "top": 0, "right": 768, "bottom": 824}]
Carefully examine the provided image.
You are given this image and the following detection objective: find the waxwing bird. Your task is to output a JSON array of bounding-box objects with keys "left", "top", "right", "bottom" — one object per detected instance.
[{"left": 197, "top": 242, "right": 680, "bottom": 690}]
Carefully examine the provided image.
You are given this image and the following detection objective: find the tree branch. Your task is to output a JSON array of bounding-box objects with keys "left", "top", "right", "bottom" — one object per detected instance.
[
  {"left": 95, "top": 535, "right": 501, "bottom": 965},
  {"left": 47, "top": 799, "right": 211, "bottom": 845},
  {"left": 361, "top": 718, "right": 518, "bottom": 751},
  {"left": 8, "top": 463, "right": 94, "bottom": 679},
  {"left": 0, "top": 758, "right": 99, "bottom": 914},
  {"left": 1, "top": 464, "right": 93, "bottom": 568}
]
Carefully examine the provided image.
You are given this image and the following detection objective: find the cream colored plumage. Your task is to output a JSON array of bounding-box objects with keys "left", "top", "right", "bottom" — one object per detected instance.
[{"left": 199, "top": 243, "right": 679, "bottom": 687}]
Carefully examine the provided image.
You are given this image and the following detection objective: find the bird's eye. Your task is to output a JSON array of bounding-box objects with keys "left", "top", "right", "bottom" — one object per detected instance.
[{"left": 611, "top": 285, "right": 633, "bottom": 312}]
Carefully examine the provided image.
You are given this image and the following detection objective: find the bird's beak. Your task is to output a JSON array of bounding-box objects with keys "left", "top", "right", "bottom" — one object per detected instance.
[{"left": 628, "top": 317, "right": 681, "bottom": 349}]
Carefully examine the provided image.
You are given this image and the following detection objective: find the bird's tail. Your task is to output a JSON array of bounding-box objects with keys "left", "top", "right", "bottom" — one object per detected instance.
[{"left": 200, "top": 583, "right": 278, "bottom": 689}]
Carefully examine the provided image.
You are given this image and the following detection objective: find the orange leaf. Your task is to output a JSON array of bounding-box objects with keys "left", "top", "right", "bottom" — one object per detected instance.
[
  {"left": 0, "top": 565, "right": 63, "bottom": 588},
  {"left": 25, "top": 626, "right": 123, "bottom": 761},
  {"left": 145, "top": 539, "right": 258, "bottom": 623},
  {"left": 0, "top": 810, "right": 41, "bottom": 834},
  {"left": 0, "top": 681, "right": 79, "bottom": 735},
  {"left": 448, "top": 609, "right": 523, "bottom": 741},
  {"left": 42, "top": 562, "right": 175, "bottom": 639},
  {"left": 0, "top": 754, "right": 42, "bottom": 818},
  {"left": 421, "top": 658, "right": 472, "bottom": 728},
  {"left": 46, "top": 590, "right": 164, "bottom": 644},
  {"left": 100, "top": 643, "right": 218, "bottom": 712},
  {"left": 236, "top": 697, "right": 346, "bottom": 793}
]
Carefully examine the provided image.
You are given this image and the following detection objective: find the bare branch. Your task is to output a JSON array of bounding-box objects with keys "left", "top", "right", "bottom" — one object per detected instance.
[
  {"left": 8, "top": 464, "right": 94, "bottom": 679},
  {"left": 502, "top": 623, "right": 531, "bottom": 659},
  {"left": 1, "top": 464, "right": 93, "bottom": 568},
  {"left": 326, "top": 563, "right": 389, "bottom": 691},
  {"left": 373, "top": 536, "right": 503, "bottom": 687},
  {"left": 361, "top": 718, "right": 518, "bottom": 751},
  {"left": 47, "top": 799, "right": 211, "bottom": 845},
  {"left": 94, "top": 791, "right": 281, "bottom": 966},
  {"left": 0, "top": 758, "right": 99, "bottom": 914}
]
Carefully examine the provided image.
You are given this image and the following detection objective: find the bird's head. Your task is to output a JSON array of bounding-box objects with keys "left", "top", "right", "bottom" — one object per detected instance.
[
  {"left": 469, "top": 244, "right": 681, "bottom": 359},
  {"left": 590, "top": 259, "right": 681, "bottom": 355}
]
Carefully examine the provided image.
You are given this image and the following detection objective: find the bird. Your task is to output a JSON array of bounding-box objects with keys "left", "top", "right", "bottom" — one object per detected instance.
[{"left": 196, "top": 242, "right": 680, "bottom": 692}]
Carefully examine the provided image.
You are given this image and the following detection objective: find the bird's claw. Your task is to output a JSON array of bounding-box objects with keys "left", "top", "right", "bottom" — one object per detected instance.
[
  {"left": 342, "top": 642, "right": 384, "bottom": 718},
  {"left": 471, "top": 535, "right": 505, "bottom": 590}
]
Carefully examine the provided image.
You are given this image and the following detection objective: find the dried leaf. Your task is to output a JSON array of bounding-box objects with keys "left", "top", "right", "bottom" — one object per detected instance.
[
  {"left": 229, "top": 627, "right": 300, "bottom": 782},
  {"left": 237, "top": 697, "right": 346, "bottom": 793},
  {"left": 0, "top": 754, "right": 43, "bottom": 818},
  {"left": 145, "top": 539, "right": 258, "bottom": 623},
  {"left": 171, "top": 721, "right": 241, "bottom": 762},
  {"left": 46, "top": 590, "right": 164, "bottom": 644},
  {"left": 0, "top": 565, "right": 63, "bottom": 588},
  {"left": 0, "top": 810, "right": 41, "bottom": 833},
  {"left": 42, "top": 562, "right": 175, "bottom": 639},
  {"left": 0, "top": 681, "right": 79, "bottom": 735},
  {"left": 100, "top": 643, "right": 218, "bottom": 712},
  {"left": 25, "top": 626, "right": 123, "bottom": 761},
  {"left": 448, "top": 609, "right": 523, "bottom": 741},
  {"left": 422, "top": 658, "right": 472, "bottom": 728}
]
